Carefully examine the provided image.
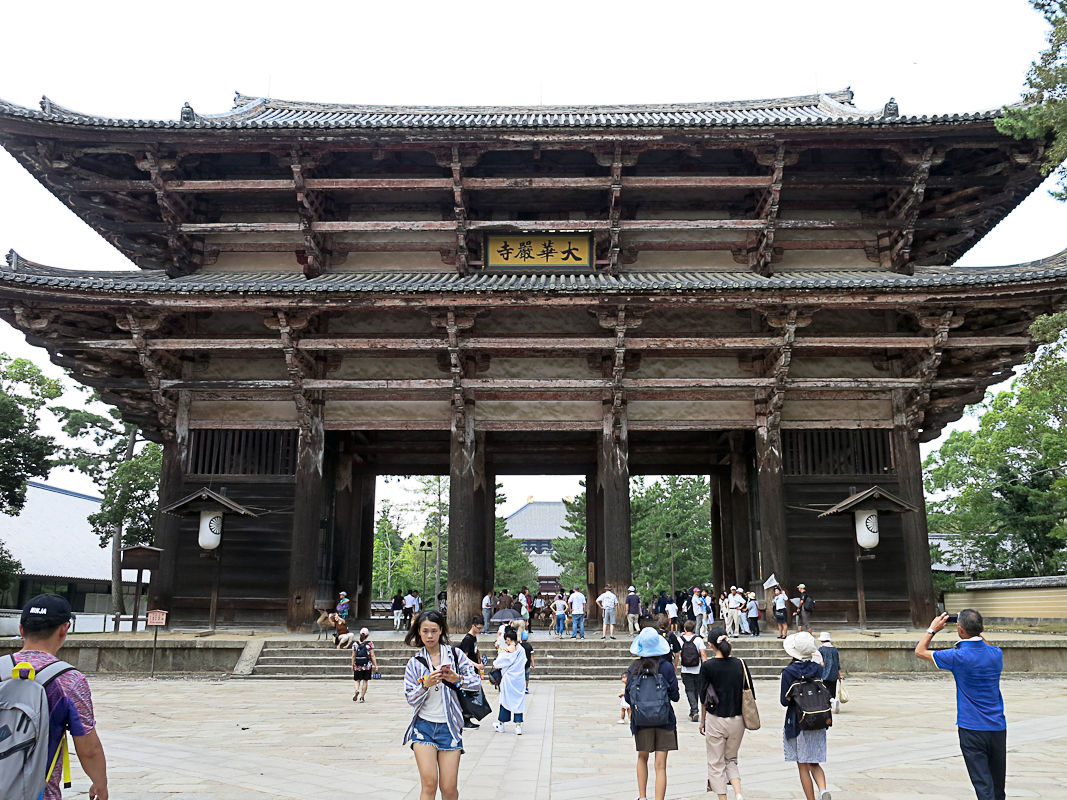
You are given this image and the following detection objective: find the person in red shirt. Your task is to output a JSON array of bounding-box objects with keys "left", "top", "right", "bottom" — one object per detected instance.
[{"left": 13, "top": 594, "right": 109, "bottom": 800}]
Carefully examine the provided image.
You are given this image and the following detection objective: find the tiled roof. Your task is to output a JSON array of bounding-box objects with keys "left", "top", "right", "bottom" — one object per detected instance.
[
  {"left": 0, "top": 89, "right": 1008, "bottom": 131},
  {"left": 4, "top": 249, "right": 1067, "bottom": 297},
  {"left": 505, "top": 502, "right": 572, "bottom": 541}
]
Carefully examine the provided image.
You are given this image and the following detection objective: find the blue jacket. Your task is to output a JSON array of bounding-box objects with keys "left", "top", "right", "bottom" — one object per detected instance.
[
  {"left": 626, "top": 655, "right": 680, "bottom": 734},
  {"left": 819, "top": 646, "right": 841, "bottom": 681},
  {"left": 780, "top": 659, "right": 823, "bottom": 740}
]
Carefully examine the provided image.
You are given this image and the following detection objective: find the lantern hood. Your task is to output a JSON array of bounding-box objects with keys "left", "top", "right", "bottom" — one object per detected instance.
[
  {"left": 817, "top": 486, "right": 918, "bottom": 518},
  {"left": 160, "top": 488, "right": 258, "bottom": 518}
]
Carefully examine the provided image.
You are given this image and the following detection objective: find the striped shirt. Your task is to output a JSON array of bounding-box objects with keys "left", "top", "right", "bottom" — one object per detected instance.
[{"left": 402, "top": 644, "right": 481, "bottom": 748}]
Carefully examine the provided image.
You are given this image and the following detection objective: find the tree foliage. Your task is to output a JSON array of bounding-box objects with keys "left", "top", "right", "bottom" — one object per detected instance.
[
  {"left": 0, "top": 540, "right": 22, "bottom": 595},
  {"left": 495, "top": 484, "right": 538, "bottom": 593},
  {"left": 924, "top": 315, "right": 1067, "bottom": 577},
  {"left": 997, "top": 1, "right": 1067, "bottom": 199},
  {"left": 555, "top": 476, "right": 715, "bottom": 595},
  {"left": 0, "top": 355, "right": 61, "bottom": 516}
]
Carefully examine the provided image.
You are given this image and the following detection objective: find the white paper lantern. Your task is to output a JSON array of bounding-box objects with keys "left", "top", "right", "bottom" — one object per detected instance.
[
  {"left": 854, "top": 509, "right": 879, "bottom": 549},
  {"left": 198, "top": 510, "right": 223, "bottom": 550}
]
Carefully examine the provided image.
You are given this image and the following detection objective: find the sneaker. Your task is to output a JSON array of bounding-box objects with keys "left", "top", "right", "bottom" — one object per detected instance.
[
  {"left": 352, "top": 694, "right": 358, "bottom": 702},
  {"left": 515, "top": 724, "right": 522, "bottom": 735},
  {"left": 492, "top": 721, "right": 505, "bottom": 733},
  {"left": 818, "top": 791, "right": 832, "bottom": 800},
  {"left": 689, "top": 713, "right": 699, "bottom": 722},
  {"left": 601, "top": 635, "right": 607, "bottom": 640},
  {"left": 464, "top": 720, "right": 480, "bottom": 729},
  {"left": 617, "top": 718, "right": 628, "bottom": 724},
  {"left": 610, "top": 636, "right": 617, "bottom": 640},
  {"left": 359, "top": 697, "right": 365, "bottom": 703}
]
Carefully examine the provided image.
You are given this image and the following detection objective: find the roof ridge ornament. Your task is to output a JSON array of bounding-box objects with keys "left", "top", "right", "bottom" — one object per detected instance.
[
  {"left": 883, "top": 97, "right": 900, "bottom": 118},
  {"left": 180, "top": 102, "right": 195, "bottom": 123}
]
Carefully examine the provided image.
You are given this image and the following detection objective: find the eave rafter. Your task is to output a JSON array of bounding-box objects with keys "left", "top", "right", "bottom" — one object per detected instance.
[
  {"left": 137, "top": 149, "right": 203, "bottom": 277},
  {"left": 263, "top": 310, "right": 317, "bottom": 429},
  {"left": 430, "top": 309, "right": 478, "bottom": 416},
  {"left": 758, "top": 307, "right": 814, "bottom": 428},
  {"left": 747, "top": 144, "right": 791, "bottom": 277},
  {"left": 114, "top": 311, "right": 180, "bottom": 427},
  {"left": 288, "top": 149, "right": 333, "bottom": 279},
  {"left": 594, "top": 305, "right": 644, "bottom": 438}
]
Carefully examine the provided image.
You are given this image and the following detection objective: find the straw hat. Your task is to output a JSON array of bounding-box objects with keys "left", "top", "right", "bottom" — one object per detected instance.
[{"left": 784, "top": 632, "right": 818, "bottom": 661}]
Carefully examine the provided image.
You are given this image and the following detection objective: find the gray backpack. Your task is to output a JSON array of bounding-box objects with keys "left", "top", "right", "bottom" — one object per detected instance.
[{"left": 0, "top": 655, "right": 76, "bottom": 800}]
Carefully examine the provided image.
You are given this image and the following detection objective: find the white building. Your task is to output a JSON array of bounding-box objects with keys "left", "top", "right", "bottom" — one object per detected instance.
[{"left": 0, "top": 481, "right": 144, "bottom": 623}]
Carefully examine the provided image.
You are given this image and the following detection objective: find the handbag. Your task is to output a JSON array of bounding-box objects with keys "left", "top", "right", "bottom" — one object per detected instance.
[
  {"left": 739, "top": 659, "right": 761, "bottom": 730},
  {"left": 452, "top": 684, "right": 492, "bottom": 720},
  {"left": 837, "top": 681, "right": 850, "bottom": 704}
]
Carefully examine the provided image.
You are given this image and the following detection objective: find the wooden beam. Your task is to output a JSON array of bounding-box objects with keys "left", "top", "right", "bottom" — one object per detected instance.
[{"left": 749, "top": 144, "right": 786, "bottom": 276}]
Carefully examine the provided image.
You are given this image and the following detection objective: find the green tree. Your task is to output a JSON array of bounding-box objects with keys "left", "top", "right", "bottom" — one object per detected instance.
[
  {"left": 0, "top": 355, "right": 61, "bottom": 515},
  {"left": 371, "top": 500, "right": 408, "bottom": 599},
  {"left": 997, "top": 1, "right": 1067, "bottom": 199},
  {"left": 406, "top": 476, "right": 449, "bottom": 598},
  {"left": 555, "top": 485, "right": 589, "bottom": 591},
  {"left": 496, "top": 485, "right": 538, "bottom": 592},
  {"left": 53, "top": 401, "right": 160, "bottom": 616},
  {"left": 0, "top": 539, "right": 22, "bottom": 597}
]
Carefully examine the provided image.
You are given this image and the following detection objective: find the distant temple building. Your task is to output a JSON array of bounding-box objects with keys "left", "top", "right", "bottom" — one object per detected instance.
[{"left": 504, "top": 501, "right": 574, "bottom": 593}]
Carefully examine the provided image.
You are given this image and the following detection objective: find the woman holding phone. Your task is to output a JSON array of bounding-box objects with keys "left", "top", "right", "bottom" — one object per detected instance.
[
  {"left": 492, "top": 626, "right": 528, "bottom": 735},
  {"left": 403, "top": 609, "right": 481, "bottom": 800}
]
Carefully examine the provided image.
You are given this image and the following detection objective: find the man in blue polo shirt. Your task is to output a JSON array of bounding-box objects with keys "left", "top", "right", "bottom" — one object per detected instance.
[{"left": 915, "top": 609, "right": 1005, "bottom": 800}]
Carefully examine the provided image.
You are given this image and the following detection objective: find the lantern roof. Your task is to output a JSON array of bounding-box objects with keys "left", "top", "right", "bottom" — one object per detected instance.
[
  {"left": 818, "top": 485, "right": 918, "bottom": 517},
  {"left": 159, "top": 488, "right": 258, "bottom": 518}
]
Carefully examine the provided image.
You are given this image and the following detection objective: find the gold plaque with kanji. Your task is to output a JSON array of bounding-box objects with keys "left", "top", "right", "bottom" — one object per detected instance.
[{"left": 484, "top": 233, "right": 594, "bottom": 269}]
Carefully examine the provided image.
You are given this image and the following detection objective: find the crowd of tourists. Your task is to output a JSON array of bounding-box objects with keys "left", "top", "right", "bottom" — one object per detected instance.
[{"left": 396, "top": 602, "right": 1006, "bottom": 800}]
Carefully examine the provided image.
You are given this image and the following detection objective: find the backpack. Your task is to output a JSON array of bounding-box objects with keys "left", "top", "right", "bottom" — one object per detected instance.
[
  {"left": 680, "top": 636, "right": 700, "bottom": 668},
  {"left": 629, "top": 667, "right": 671, "bottom": 728},
  {"left": 786, "top": 674, "right": 833, "bottom": 730},
  {"left": 354, "top": 642, "right": 371, "bottom": 667},
  {"left": 802, "top": 595, "right": 815, "bottom": 613},
  {"left": 0, "top": 656, "right": 76, "bottom": 800}
]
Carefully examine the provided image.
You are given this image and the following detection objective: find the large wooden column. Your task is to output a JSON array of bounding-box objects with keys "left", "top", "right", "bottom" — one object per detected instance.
[
  {"left": 756, "top": 424, "right": 789, "bottom": 593},
  {"left": 585, "top": 471, "right": 603, "bottom": 601},
  {"left": 598, "top": 405, "right": 632, "bottom": 604},
  {"left": 448, "top": 399, "right": 482, "bottom": 629},
  {"left": 893, "top": 396, "right": 937, "bottom": 627},
  {"left": 715, "top": 473, "right": 736, "bottom": 589},
  {"left": 287, "top": 406, "right": 326, "bottom": 631},
  {"left": 482, "top": 468, "right": 497, "bottom": 596},
  {"left": 710, "top": 473, "right": 726, "bottom": 593},
  {"left": 357, "top": 473, "right": 376, "bottom": 619},
  {"left": 150, "top": 388, "right": 189, "bottom": 617},
  {"left": 332, "top": 447, "right": 361, "bottom": 611},
  {"left": 729, "top": 432, "right": 753, "bottom": 590}
]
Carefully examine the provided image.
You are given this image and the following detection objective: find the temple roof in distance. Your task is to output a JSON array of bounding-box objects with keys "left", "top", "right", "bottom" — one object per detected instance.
[
  {"left": 4, "top": 248, "right": 1067, "bottom": 296},
  {"left": 0, "top": 89, "right": 1009, "bottom": 131}
]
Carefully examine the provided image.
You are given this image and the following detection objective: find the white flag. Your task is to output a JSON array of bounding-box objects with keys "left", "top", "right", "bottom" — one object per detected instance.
[{"left": 762, "top": 573, "right": 779, "bottom": 590}]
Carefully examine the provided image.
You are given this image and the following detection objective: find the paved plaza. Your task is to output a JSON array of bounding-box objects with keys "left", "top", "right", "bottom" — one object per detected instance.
[{"left": 59, "top": 673, "right": 1067, "bottom": 800}]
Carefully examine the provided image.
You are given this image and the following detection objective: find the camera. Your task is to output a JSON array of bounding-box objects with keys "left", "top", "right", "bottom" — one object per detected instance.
[{"left": 946, "top": 614, "right": 958, "bottom": 625}]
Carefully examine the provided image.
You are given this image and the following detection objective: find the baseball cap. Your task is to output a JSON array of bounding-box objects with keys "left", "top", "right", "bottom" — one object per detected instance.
[{"left": 21, "top": 594, "right": 72, "bottom": 632}]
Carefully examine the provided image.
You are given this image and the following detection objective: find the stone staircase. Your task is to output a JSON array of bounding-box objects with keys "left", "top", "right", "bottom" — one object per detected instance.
[{"left": 242, "top": 635, "right": 793, "bottom": 680}]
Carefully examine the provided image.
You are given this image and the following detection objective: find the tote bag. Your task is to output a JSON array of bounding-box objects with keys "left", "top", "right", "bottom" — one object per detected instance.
[{"left": 739, "top": 659, "right": 761, "bottom": 730}]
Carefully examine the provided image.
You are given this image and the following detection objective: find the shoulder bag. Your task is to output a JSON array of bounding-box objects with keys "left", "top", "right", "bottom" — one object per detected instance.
[
  {"left": 739, "top": 658, "right": 761, "bottom": 730},
  {"left": 837, "top": 680, "right": 850, "bottom": 704}
]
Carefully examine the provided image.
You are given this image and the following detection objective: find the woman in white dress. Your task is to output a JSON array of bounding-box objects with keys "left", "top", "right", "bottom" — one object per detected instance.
[{"left": 492, "top": 626, "right": 528, "bottom": 735}]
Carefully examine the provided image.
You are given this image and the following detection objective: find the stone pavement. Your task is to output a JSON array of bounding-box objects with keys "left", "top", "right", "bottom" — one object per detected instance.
[{"left": 63, "top": 675, "right": 1067, "bottom": 799}]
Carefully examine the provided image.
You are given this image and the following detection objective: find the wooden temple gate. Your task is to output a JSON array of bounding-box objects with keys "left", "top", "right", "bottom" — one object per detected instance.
[{"left": 0, "top": 87, "right": 1062, "bottom": 630}]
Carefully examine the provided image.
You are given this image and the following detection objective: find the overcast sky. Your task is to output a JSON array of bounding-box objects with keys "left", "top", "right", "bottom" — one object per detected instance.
[{"left": 1, "top": 0, "right": 1063, "bottom": 524}]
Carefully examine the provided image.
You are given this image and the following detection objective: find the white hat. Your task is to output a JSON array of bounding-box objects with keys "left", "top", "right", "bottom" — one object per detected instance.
[
  {"left": 628, "top": 586, "right": 636, "bottom": 591},
  {"left": 784, "top": 632, "right": 818, "bottom": 661},
  {"left": 819, "top": 631, "right": 832, "bottom": 642}
]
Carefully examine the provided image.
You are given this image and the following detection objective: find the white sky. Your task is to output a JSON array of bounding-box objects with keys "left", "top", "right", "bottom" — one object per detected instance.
[{"left": 0, "top": 0, "right": 1063, "bottom": 528}]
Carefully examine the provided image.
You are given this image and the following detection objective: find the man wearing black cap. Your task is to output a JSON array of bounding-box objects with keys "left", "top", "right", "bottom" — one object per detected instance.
[{"left": 11, "top": 594, "right": 109, "bottom": 800}]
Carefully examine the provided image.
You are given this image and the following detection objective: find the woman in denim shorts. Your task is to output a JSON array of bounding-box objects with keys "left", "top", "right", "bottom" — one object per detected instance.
[{"left": 403, "top": 609, "right": 481, "bottom": 800}]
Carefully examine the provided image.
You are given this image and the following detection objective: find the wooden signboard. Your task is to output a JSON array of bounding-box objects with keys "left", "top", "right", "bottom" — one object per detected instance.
[
  {"left": 484, "top": 233, "right": 594, "bottom": 269},
  {"left": 147, "top": 610, "right": 168, "bottom": 626}
]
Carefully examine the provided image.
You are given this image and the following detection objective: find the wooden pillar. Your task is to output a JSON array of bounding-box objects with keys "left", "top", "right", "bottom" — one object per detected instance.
[
  {"left": 333, "top": 446, "right": 361, "bottom": 610},
  {"left": 599, "top": 405, "right": 632, "bottom": 606},
  {"left": 448, "top": 401, "right": 481, "bottom": 630},
  {"left": 357, "top": 473, "right": 376, "bottom": 619},
  {"left": 715, "top": 473, "right": 736, "bottom": 589},
  {"left": 149, "top": 387, "right": 189, "bottom": 616},
  {"left": 484, "top": 471, "right": 497, "bottom": 595},
  {"left": 756, "top": 424, "right": 789, "bottom": 594},
  {"left": 287, "top": 406, "right": 325, "bottom": 632},
  {"left": 585, "top": 471, "right": 602, "bottom": 599},
  {"left": 710, "top": 473, "right": 725, "bottom": 594},
  {"left": 729, "top": 432, "right": 753, "bottom": 591},
  {"left": 892, "top": 403, "right": 937, "bottom": 627}
]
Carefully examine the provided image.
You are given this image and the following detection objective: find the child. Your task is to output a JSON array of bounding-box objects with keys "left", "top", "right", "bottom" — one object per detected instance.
[{"left": 618, "top": 671, "right": 631, "bottom": 723}]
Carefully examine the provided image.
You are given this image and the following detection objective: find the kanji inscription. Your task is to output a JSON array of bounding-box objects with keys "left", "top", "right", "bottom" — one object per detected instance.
[{"left": 484, "top": 234, "right": 593, "bottom": 269}]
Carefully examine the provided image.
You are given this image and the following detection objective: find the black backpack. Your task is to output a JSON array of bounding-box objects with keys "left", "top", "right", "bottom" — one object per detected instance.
[
  {"left": 802, "top": 594, "right": 815, "bottom": 613},
  {"left": 680, "top": 636, "right": 700, "bottom": 668},
  {"left": 354, "top": 642, "right": 371, "bottom": 667},
  {"left": 786, "top": 674, "right": 833, "bottom": 730},
  {"left": 629, "top": 668, "right": 671, "bottom": 728}
]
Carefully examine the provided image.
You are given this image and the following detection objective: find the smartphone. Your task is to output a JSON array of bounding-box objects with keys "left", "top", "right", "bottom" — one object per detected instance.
[
  {"left": 440, "top": 664, "right": 452, "bottom": 674},
  {"left": 946, "top": 614, "right": 958, "bottom": 625}
]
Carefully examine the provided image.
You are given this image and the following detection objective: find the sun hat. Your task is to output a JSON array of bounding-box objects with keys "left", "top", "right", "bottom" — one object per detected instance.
[
  {"left": 819, "top": 631, "right": 832, "bottom": 643},
  {"left": 628, "top": 585, "right": 636, "bottom": 591},
  {"left": 630, "top": 626, "right": 670, "bottom": 658},
  {"left": 784, "top": 632, "right": 818, "bottom": 661}
]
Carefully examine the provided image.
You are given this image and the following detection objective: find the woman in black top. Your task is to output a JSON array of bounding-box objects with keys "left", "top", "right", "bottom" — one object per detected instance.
[{"left": 696, "top": 627, "right": 753, "bottom": 800}]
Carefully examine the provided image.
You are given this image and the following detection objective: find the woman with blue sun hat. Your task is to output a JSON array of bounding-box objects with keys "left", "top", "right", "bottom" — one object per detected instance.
[{"left": 624, "top": 626, "right": 680, "bottom": 800}]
